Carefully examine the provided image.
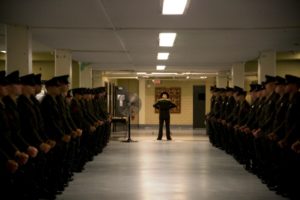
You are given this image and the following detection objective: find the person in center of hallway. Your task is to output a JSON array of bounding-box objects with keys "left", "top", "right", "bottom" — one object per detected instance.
[{"left": 153, "top": 91, "right": 176, "bottom": 141}]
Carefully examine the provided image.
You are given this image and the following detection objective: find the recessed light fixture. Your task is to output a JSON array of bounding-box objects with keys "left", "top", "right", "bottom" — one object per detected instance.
[
  {"left": 1, "top": 50, "right": 6, "bottom": 53},
  {"left": 162, "top": 0, "right": 189, "bottom": 15},
  {"left": 159, "top": 33, "right": 177, "bottom": 47},
  {"left": 157, "top": 52, "right": 169, "bottom": 60},
  {"left": 156, "top": 65, "right": 166, "bottom": 70},
  {"left": 200, "top": 76, "right": 207, "bottom": 79}
]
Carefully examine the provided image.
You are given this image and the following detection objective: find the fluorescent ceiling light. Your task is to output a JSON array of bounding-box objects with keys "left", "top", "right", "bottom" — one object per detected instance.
[
  {"left": 151, "top": 72, "right": 178, "bottom": 75},
  {"left": 157, "top": 52, "right": 169, "bottom": 60},
  {"left": 156, "top": 65, "right": 166, "bottom": 70},
  {"left": 110, "top": 77, "right": 138, "bottom": 79},
  {"left": 1, "top": 50, "right": 6, "bottom": 53},
  {"left": 162, "top": 0, "right": 188, "bottom": 15},
  {"left": 137, "top": 72, "right": 147, "bottom": 75},
  {"left": 200, "top": 76, "right": 207, "bottom": 79},
  {"left": 159, "top": 33, "right": 176, "bottom": 47},
  {"left": 181, "top": 72, "right": 217, "bottom": 75},
  {"left": 105, "top": 72, "right": 132, "bottom": 75}
]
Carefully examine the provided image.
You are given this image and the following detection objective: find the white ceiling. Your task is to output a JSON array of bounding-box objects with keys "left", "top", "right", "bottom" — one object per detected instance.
[{"left": 0, "top": 0, "right": 300, "bottom": 73}]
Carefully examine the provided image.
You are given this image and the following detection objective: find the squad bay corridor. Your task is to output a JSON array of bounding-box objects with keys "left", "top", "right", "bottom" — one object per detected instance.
[{"left": 57, "top": 128, "right": 286, "bottom": 200}]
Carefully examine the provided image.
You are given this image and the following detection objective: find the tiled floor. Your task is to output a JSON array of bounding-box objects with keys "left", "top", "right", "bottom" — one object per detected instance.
[{"left": 57, "top": 128, "right": 287, "bottom": 200}]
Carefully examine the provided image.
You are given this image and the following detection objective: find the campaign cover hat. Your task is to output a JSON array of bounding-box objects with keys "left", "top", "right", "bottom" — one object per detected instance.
[
  {"left": 34, "top": 74, "right": 42, "bottom": 85},
  {"left": 45, "top": 77, "right": 60, "bottom": 87},
  {"left": 275, "top": 76, "right": 285, "bottom": 85},
  {"left": 6, "top": 70, "right": 21, "bottom": 84},
  {"left": 54, "top": 75, "right": 70, "bottom": 85},
  {"left": 264, "top": 75, "right": 276, "bottom": 84},
  {"left": 0, "top": 70, "right": 8, "bottom": 85},
  {"left": 20, "top": 74, "right": 36, "bottom": 86},
  {"left": 285, "top": 74, "right": 300, "bottom": 86}
]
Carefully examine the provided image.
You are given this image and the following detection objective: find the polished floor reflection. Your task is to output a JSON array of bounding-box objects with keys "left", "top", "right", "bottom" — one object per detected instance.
[{"left": 57, "top": 129, "right": 287, "bottom": 200}]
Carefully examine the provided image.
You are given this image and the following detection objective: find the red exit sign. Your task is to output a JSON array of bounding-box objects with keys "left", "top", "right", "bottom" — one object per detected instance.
[{"left": 153, "top": 79, "right": 161, "bottom": 85}]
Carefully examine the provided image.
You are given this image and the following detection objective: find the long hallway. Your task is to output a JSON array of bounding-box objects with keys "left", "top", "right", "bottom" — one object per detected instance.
[{"left": 57, "top": 129, "right": 286, "bottom": 200}]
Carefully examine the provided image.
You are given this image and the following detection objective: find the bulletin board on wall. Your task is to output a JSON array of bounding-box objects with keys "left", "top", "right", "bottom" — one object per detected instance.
[{"left": 154, "top": 87, "right": 181, "bottom": 113}]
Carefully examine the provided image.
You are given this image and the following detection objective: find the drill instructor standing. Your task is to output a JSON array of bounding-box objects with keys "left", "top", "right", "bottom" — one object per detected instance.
[{"left": 153, "top": 92, "right": 176, "bottom": 140}]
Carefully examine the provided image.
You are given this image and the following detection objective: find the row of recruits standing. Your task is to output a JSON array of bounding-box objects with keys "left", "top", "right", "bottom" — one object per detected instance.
[
  {"left": 206, "top": 74, "right": 300, "bottom": 199},
  {"left": 0, "top": 70, "right": 111, "bottom": 199}
]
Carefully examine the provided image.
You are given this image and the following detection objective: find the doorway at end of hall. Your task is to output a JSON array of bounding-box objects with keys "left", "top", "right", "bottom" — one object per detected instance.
[{"left": 193, "top": 85, "right": 206, "bottom": 128}]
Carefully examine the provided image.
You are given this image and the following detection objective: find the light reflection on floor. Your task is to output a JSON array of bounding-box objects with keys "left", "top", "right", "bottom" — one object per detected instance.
[{"left": 57, "top": 128, "right": 287, "bottom": 200}]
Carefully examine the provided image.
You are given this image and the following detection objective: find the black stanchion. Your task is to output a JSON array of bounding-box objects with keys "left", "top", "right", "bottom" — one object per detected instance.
[{"left": 122, "top": 114, "right": 137, "bottom": 143}]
